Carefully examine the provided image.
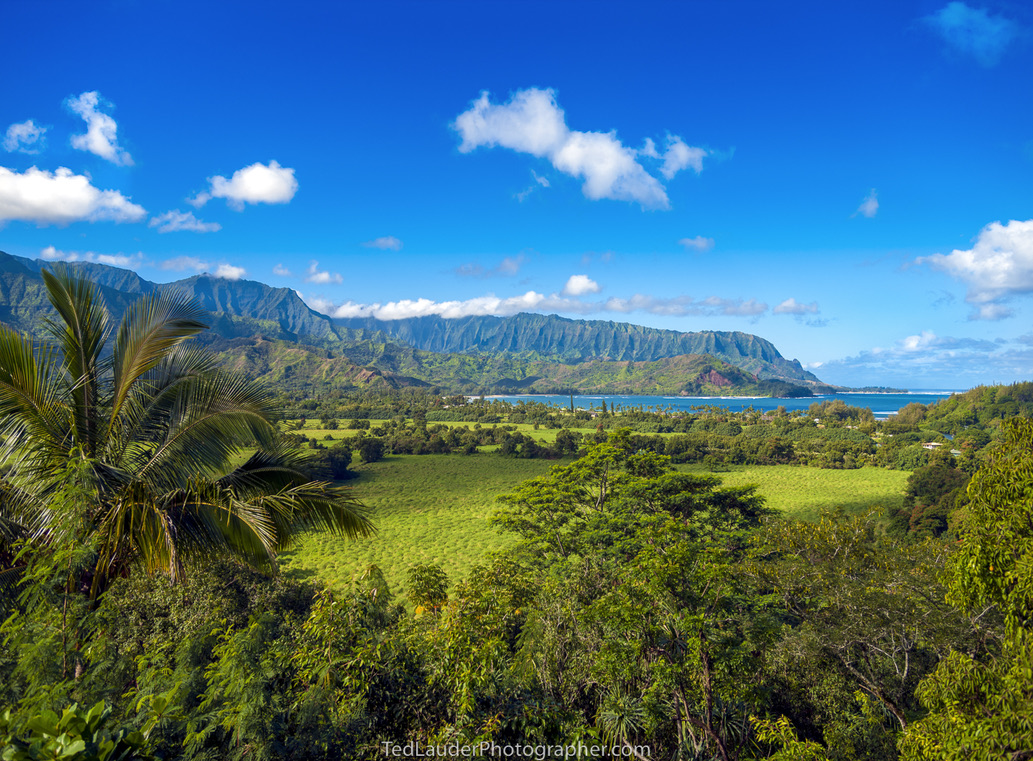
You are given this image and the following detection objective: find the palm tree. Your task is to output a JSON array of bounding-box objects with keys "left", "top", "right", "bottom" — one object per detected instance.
[{"left": 0, "top": 267, "right": 372, "bottom": 598}]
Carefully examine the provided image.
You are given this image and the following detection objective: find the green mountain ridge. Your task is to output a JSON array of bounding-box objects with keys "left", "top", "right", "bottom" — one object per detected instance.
[
  {"left": 207, "top": 335, "right": 810, "bottom": 397},
  {"left": 336, "top": 313, "right": 821, "bottom": 383},
  {"left": 0, "top": 251, "right": 826, "bottom": 395}
]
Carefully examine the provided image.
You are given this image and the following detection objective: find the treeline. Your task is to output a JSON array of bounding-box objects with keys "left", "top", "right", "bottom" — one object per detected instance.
[{"left": 5, "top": 427, "right": 1033, "bottom": 759}]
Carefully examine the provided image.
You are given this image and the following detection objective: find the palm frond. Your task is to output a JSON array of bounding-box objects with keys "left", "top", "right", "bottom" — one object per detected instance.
[
  {"left": 40, "top": 267, "right": 109, "bottom": 457},
  {"left": 135, "top": 371, "right": 279, "bottom": 488},
  {"left": 0, "top": 325, "right": 68, "bottom": 446},
  {"left": 108, "top": 290, "right": 208, "bottom": 430},
  {"left": 215, "top": 448, "right": 374, "bottom": 546},
  {"left": 95, "top": 481, "right": 280, "bottom": 584},
  {"left": 103, "top": 344, "right": 222, "bottom": 467}
]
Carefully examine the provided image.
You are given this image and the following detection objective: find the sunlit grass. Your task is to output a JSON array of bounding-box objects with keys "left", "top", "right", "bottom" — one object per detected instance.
[
  {"left": 677, "top": 463, "right": 909, "bottom": 521},
  {"left": 279, "top": 454, "right": 558, "bottom": 599}
]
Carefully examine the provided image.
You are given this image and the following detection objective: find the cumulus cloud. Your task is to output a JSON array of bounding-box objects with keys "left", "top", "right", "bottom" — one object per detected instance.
[
  {"left": 191, "top": 161, "right": 297, "bottom": 209},
  {"left": 273, "top": 263, "right": 292, "bottom": 276},
  {"left": 641, "top": 136, "right": 706, "bottom": 179},
  {"left": 214, "top": 263, "right": 246, "bottom": 280},
  {"left": 454, "top": 88, "right": 707, "bottom": 210},
  {"left": 916, "top": 219, "right": 1033, "bottom": 320},
  {"left": 149, "top": 209, "right": 221, "bottom": 233},
  {"left": 305, "top": 260, "right": 343, "bottom": 284},
  {"left": 925, "top": 2, "right": 1018, "bottom": 66},
  {"left": 160, "top": 256, "right": 210, "bottom": 272},
  {"left": 362, "top": 236, "right": 403, "bottom": 251},
  {"left": 66, "top": 91, "right": 133, "bottom": 166},
  {"left": 0, "top": 166, "right": 146, "bottom": 225},
  {"left": 562, "top": 274, "right": 601, "bottom": 296},
  {"left": 679, "top": 236, "right": 714, "bottom": 252},
  {"left": 4, "top": 120, "right": 47, "bottom": 154},
  {"left": 774, "top": 298, "right": 820, "bottom": 315},
  {"left": 40, "top": 245, "right": 143, "bottom": 269},
  {"left": 310, "top": 288, "right": 771, "bottom": 321},
  {"left": 855, "top": 189, "right": 878, "bottom": 218},
  {"left": 456, "top": 254, "right": 525, "bottom": 278}
]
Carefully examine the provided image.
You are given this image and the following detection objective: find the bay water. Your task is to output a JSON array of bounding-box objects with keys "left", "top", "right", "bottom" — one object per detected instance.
[{"left": 492, "top": 391, "right": 961, "bottom": 420}]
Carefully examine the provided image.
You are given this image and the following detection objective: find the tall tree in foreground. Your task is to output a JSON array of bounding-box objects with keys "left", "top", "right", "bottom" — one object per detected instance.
[
  {"left": 899, "top": 418, "right": 1033, "bottom": 760},
  {"left": 0, "top": 268, "right": 371, "bottom": 598}
]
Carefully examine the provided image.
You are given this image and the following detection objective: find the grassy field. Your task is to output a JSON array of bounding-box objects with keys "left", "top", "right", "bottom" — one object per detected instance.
[
  {"left": 280, "top": 453, "right": 911, "bottom": 599},
  {"left": 279, "top": 455, "right": 557, "bottom": 600},
  {"left": 678, "top": 463, "right": 910, "bottom": 521}
]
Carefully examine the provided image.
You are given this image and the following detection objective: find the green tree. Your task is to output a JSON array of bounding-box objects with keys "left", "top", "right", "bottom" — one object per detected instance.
[
  {"left": 899, "top": 418, "right": 1033, "bottom": 760},
  {"left": 747, "top": 511, "right": 989, "bottom": 760},
  {"left": 0, "top": 268, "right": 371, "bottom": 599},
  {"left": 357, "top": 437, "right": 385, "bottom": 463},
  {"left": 406, "top": 563, "right": 450, "bottom": 611}
]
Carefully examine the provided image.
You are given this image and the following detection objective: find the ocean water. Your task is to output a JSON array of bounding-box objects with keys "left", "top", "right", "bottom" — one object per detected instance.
[{"left": 492, "top": 391, "right": 961, "bottom": 420}]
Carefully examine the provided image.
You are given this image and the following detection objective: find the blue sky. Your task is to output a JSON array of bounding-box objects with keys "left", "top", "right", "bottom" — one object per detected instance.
[{"left": 2, "top": 0, "right": 1031, "bottom": 389}]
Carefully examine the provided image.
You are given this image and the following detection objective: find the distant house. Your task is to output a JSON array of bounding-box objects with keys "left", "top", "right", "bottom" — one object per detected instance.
[{"left": 922, "top": 442, "right": 943, "bottom": 450}]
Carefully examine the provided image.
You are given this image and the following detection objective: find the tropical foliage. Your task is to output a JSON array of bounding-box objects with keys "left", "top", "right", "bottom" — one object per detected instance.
[{"left": 0, "top": 268, "right": 370, "bottom": 598}]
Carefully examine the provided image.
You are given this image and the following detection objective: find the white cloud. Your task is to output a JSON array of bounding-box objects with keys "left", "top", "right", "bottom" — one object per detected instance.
[
  {"left": 925, "top": 2, "right": 1018, "bottom": 67},
  {"left": 362, "top": 236, "right": 403, "bottom": 251},
  {"left": 562, "top": 274, "right": 601, "bottom": 296},
  {"left": 311, "top": 289, "right": 772, "bottom": 321},
  {"left": 66, "top": 91, "right": 133, "bottom": 166},
  {"left": 273, "top": 263, "right": 292, "bottom": 276},
  {"left": 149, "top": 209, "right": 221, "bottom": 233},
  {"left": 679, "top": 236, "right": 714, "bottom": 252},
  {"left": 161, "top": 256, "right": 210, "bottom": 272},
  {"left": 214, "top": 263, "right": 246, "bottom": 280},
  {"left": 191, "top": 161, "right": 297, "bottom": 210},
  {"left": 305, "top": 260, "right": 343, "bottom": 284},
  {"left": 40, "top": 245, "right": 143, "bottom": 269},
  {"left": 454, "top": 88, "right": 706, "bottom": 210},
  {"left": 4, "top": 120, "right": 47, "bottom": 154},
  {"left": 972, "top": 303, "right": 1013, "bottom": 321},
  {"left": 917, "top": 219, "right": 1033, "bottom": 320},
  {"left": 855, "top": 189, "right": 878, "bottom": 218},
  {"left": 656, "top": 136, "right": 706, "bottom": 179},
  {"left": 0, "top": 166, "right": 146, "bottom": 225},
  {"left": 774, "top": 298, "right": 820, "bottom": 315}
]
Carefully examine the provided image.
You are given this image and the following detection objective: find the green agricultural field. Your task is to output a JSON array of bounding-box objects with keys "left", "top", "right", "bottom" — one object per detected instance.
[
  {"left": 677, "top": 463, "right": 910, "bottom": 521},
  {"left": 287, "top": 419, "right": 599, "bottom": 445},
  {"left": 280, "top": 454, "right": 911, "bottom": 601},
  {"left": 279, "top": 454, "right": 557, "bottom": 600}
]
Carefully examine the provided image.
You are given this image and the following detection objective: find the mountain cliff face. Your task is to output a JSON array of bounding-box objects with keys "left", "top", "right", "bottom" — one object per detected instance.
[
  {"left": 336, "top": 313, "right": 820, "bottom": 384},
  {"left": 163, "top": 275, "right": 342, "bottom": 341},
  {"left": 0, "top": 251, "right": 825, "bottom": 389}
]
